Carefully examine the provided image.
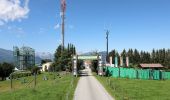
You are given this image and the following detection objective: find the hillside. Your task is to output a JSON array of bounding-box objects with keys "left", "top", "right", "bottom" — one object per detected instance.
[{"left": 0, "top": 48, "right": 13, "bottom": 63}]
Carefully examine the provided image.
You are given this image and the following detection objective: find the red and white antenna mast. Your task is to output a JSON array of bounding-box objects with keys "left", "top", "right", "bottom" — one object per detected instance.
[{"left": 61, "top": 0, "right": 66, "bottom": 51}]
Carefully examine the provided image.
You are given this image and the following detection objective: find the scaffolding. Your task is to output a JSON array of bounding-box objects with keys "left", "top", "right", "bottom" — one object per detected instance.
[{"left": 13, "top": 46, "right": 35, "bottom": 70}]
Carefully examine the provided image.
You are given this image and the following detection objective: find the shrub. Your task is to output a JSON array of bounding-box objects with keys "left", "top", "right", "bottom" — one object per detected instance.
[
  {"left": 31, "top": 66, "right": 41, "bottom": 74},
  {"left": 12, "top": 71, "right": 31, "bottom": 79}
]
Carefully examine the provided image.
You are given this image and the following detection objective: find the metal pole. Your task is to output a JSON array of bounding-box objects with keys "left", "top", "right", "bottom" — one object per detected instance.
[
  {"left": 61, "top": 0, "right": 66, "bottom": 51},
  {"left": 106, "top": 30, "right": 109, "bottom": 63},
  {"left": 62, "top": 12, "right": 65, "bottom": 51}
]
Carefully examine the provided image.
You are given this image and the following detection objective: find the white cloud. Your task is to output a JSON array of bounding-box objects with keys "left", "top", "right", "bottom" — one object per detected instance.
[
  {"left": 0, "top": 0, "right": 30, "bottom": 24},
  {"left": 54, "top": 23, "right": 60, "bottom": 30}
]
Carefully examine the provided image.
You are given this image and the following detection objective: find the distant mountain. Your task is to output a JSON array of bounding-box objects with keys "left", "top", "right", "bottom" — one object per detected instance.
[
  {"left": 0, "top": 48, "right": 45, "bottom": 64},
  {"left": 81, "top": 51, "right": 107, "bottom": 64},
  {"left": 35, "top": 52, "right": 54, "bottom": 60},
  {"left": 35, "top": 56, "right": 42, "bottom": 64},
  {"left": 98, "top": 51, "right": 107, "bottom": 56},
  {"left": 0, "top": 48, "right": 13, "bottom": 63},
  {"left": 81, "top": 51, "right": 107, "bottom": 56}
]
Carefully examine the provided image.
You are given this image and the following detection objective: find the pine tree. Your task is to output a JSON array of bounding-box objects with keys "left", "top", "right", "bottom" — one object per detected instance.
[
  {"left": 121, "top": 49, "right": 127, "bottom": 66},
  {"left": 133, "top": 49, "right": 140, "bottom": 64},
  {"left": 108, "top": 49, "right": 116, "bottom": 64},
  {"left": 127, "top": 49, "right": 134, "bottom": 64},
  {"left": 53, "top": 44, "right": 76, "bottom": 71}
]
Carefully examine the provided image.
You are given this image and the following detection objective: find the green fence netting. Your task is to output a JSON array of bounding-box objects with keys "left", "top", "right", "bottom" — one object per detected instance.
[
  {"left": 162, "top": 72, "right": 170, "bottom": 80},
  {"left": 153, "top": 70, "right": 160, "bottom": 80},
  {"left": 104, "top": 67, "right": 170, "bottom": 80},
  {"left": 137, "top": 69, "right": 150, "bottom": 80},
  {"left": 119, "top": 68, "right": 137, "bottom": 79}
]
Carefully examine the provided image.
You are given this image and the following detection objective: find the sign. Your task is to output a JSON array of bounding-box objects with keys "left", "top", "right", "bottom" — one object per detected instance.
[{"left": 78, "top": 56, "right": 98, "bottom": 60}]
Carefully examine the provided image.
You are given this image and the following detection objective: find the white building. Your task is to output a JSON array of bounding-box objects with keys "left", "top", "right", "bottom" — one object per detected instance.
[{"left": 42, "top": 62, "right": 53, "bottom": 72}]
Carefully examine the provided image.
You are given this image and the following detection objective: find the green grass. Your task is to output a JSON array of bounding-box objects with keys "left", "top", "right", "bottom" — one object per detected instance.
[
  {"left": 95, "top": 75, "right": 170, "bottom": 100},
  {"left": 0, "top": 72, "right": 79, "bottom": 100}
]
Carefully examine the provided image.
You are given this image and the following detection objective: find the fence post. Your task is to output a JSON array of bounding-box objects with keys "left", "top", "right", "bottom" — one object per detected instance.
[
  {"left": 10, "top": 73, "right": 13, "bottom": 90},
  {"left": 34, "top": 73, "right": 36, "bottom": 89},
  {"left": 119, "top": 67, "right": 120, "bottom": 78}
]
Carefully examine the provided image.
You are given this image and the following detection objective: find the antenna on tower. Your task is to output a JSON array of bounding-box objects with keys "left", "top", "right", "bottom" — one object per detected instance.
[
  {"left": 60, "top": 0, "right": 66, "bottom": 51},
  {"left": 104, "top": 22, "right": 110, "bottom": 64},
  {"left": 106, "top": 30, "right": 109, "bottom": 58}
]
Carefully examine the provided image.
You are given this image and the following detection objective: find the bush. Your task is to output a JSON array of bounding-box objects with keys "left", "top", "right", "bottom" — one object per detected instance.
[
  {"left": 12, "top": 71, "right": 31, "bottom": 79},
  {"left": 31, "top": 67, "right": 41, "bottom": 74}
]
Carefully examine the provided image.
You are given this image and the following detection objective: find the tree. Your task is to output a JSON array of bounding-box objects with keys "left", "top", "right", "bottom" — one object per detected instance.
[
  {"left": 0, "top": 63, "right": 2, "bottom": 80},
  {"left": 54, "top": 45, "right": 62, "bottom": 63},
  {"left": 91, "top": 60, "right": 98, "bottom": 73},
  {"left": 133, "top": 49, "right": 140, "bottom": 64},
  {"left": 0, "top": 62, "right": 14, "bottom": 81},
  {"left": 151, "top": 49, "right": 156, "bottom": 63},
  {"left": 41, "top": 59, "right": 52, "bottom": 65},
  {"left": 31, "top": 66, "right": 41, "bottom": 74},
  {"left": 53, "top": 44, "right": 76, "bottom": 72},
  {"left": 127, "top": 49, "right": 134, "bottom": 65},
  {"left": 121, "top": 49, "right": 127, "bottom": 66},
  {"left": 77, "top": 60, "right": 84, "bottom": 71},
  {"left": 108, "top": 50, "right": 116, "bottom": 64},
  {"left": 165, "top": 49, "right": 170, "bottom": 69}
]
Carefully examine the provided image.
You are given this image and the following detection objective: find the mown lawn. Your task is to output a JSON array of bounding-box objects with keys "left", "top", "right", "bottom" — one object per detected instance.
[
  {"left": 0, "top": 72, "right": 79, "bottom": 100},
  {"left": 95, "top": 75, "right": 170, "bottom": 100}
]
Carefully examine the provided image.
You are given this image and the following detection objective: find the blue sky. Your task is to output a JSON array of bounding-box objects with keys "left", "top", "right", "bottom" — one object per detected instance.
[{"left": 0, "top": 0, "right": 170, "bottom": 54}]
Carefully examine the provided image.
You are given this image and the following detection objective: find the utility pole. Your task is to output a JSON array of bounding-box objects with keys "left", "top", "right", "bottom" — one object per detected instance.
[
  {"left": 106, "top": 30, "right": 109, "bottom": 63},
  {"left": 61, "top": 0, "right": 66, "bottom": 51}
]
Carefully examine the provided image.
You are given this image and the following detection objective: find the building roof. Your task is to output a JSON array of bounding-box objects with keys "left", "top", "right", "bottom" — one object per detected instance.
[{"left": 140, "top": 64, "right": 164, "bottom": 68}]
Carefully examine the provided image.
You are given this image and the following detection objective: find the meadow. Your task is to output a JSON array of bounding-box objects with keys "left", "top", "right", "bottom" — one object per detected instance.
[
  {"left": 0, "top": 72, "right": 79, "bottom": 100},
  {"left": 95, "top": 75, "right": 170, "bottom": 100}
]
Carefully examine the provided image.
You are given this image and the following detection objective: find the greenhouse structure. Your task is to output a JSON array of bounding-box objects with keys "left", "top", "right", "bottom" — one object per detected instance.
[{"left": 13, "top": 46, "right": 35, "bottom": 70}]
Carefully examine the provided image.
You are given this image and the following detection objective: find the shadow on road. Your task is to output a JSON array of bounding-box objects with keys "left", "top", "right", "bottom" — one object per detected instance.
[{"left": 78, "top": 68, "right": 93, "bottom": 77}]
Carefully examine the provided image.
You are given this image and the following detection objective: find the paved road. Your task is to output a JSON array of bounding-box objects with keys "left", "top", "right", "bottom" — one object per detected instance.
[{"left": 74, "top": 68, "right": 114, "bottom": 100}]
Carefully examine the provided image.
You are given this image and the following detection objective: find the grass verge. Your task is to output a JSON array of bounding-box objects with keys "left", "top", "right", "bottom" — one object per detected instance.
[{"left": 95, "top": 75, "right": 170, "bottom": 100}]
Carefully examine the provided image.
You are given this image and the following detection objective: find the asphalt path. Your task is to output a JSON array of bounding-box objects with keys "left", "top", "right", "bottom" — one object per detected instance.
[{"left": 74, "top": 68, "right": 114, "bottom": 100}]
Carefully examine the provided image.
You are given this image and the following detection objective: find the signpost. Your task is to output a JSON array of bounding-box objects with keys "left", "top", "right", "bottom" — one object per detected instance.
[
  {"left": 73, "top": 55, "right": 78, "bottom": 77},
  {"left": 120, "top": 56, "right": 123, "bottom": 66},
  {"left": 98, "top": 56, "right": 103, "bottom": 76},
  {"left": 110, "top": 57, "right": 112, "bottom": 65},
  {"left": 126, "top": 57, "right": 129, "bottom": 67},
  {"left": 115, "top": 56, "right": 118, "bottom": 67}
]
